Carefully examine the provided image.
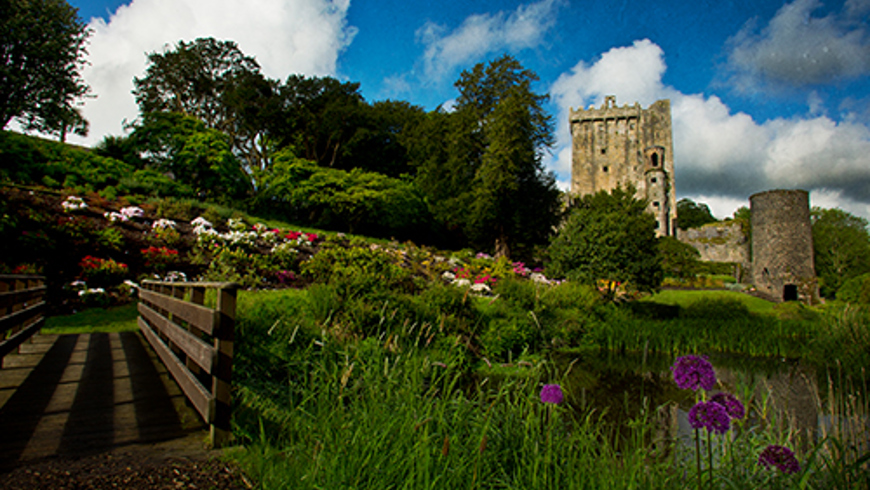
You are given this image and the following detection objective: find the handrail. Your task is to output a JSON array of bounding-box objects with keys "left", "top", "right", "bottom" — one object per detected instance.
[
  {"left": 0, "top": 275, "right": 47, "bottom": 360},
  {"left": 137, "top": 280, "right": 239, "bottom": 448}
]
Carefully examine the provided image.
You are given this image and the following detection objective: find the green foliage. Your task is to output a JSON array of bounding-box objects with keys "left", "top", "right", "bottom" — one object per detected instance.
[
  {"left": 132, "top": 37, "right": 273, "bottom": 171},
  {"left": 96, "top": 227, "right": 125, "bottom": 251},
  {"left": 256, "top": 150, "right": 429, "bottom": 238},
  {"left": 411, "top": 56, "right": 561, "bottom": 256},
  {"left": 658, "top": 236, "right": 700, "bottom": 279},
  {"left": 127, "top": 112, "right": 250, "bottom": 202},
  {"left": 836, "top": 273, "right": 870, "bottom": 304},
  {"left": 547, "top": 186, "right": 663, "bottom": 295},
  {"left": 0, "top": 130, "right": 134, "bottom": 192},
  {"left": 301, "top": 238, "right": 415, "bottom": 299},
  {"left": 676, "top": 198, "right": 717, "bottom": 230},
  {"left": 811, "top": 207, "right": 870, "bottom": 297},
  {"left": 0, "top": 0, "right": 90, "bottom": 139}
]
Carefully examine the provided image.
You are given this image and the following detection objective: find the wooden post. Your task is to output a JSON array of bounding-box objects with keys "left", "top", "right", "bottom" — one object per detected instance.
[{"left": 210, "top": 284, "right": 236, "bottom": 448}]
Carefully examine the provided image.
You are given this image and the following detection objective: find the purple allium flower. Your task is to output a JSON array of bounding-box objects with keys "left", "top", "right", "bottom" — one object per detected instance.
[
  {"left": 710, "top": 392, "right": 745, "bottom": 420},
  {"left": 671, "top": 355, "right": 716, "bottom": 391},
  {"left": 688, "top": 400, "right": 731, "bottom": 434},
  {"left": 758, "top": 445, "right": 801, "bottom": 474},
  {"left": 540, "top": 384, "right": 564, "bottom": 404}
]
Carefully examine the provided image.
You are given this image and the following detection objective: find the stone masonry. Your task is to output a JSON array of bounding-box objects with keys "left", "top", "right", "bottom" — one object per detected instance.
[{"left": 570, "top": 96, "right": 677, "bottom": 237}]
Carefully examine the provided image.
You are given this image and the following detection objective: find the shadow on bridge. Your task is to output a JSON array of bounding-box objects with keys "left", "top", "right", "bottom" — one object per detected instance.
[{"left": 0, "top": 331, "right": 205, "bottom": 472}]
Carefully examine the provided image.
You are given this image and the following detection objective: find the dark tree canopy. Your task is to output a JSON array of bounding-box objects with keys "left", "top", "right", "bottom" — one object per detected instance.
[
  {"left": 547, "top": 186, "right": 662, "bottom": 294},
  {"left": 413, "top": 55, "right": 560, "bottom": 257},
  {"left": 811, "top": 207, "right": 870, "bottom": 297},
  {"left": 677, "top": 198, "right": 717, "bottom": 230},
  {"left": 133, "top": 38, "right": 270, "bottom": 171},
  {"left": 0, "top": 0, "right": 90, "bottom": 140}
]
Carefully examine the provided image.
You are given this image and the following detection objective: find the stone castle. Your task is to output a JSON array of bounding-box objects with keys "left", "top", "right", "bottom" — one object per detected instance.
[{"left": 569, "top": 96, "right": 677, "bottom": 237}]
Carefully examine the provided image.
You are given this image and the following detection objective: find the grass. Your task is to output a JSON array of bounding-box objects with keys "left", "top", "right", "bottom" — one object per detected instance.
[
  {"left": 42, "top": 302, "right": 139, "bottom": 334},
  {"left": 643, "top": 289, "right": 777, "bottom": 315}
]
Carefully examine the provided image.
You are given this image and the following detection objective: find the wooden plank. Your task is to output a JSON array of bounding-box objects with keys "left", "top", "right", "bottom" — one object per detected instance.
[
  {"left": 137, "top": 303, "right": 214, "bottom": 373},
  {"left": 138, "top": 317, "right": 213, "bottom": 422},
  {"left": 0, "top": 286, "right": 45, "bottom": 310},
  {"left": 0, "top": 302, "right": 46, "bottom": 335},
  {"left": 0, "top": 316, "right": 44, "bottom": 358},
  {"left": 139, "top": 290, "right": 217, "bottom": 335}
]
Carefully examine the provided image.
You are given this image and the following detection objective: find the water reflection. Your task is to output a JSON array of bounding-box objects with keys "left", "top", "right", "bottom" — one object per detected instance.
[{"left": 551, "top": 351, "right": 868, "bottom": 456}]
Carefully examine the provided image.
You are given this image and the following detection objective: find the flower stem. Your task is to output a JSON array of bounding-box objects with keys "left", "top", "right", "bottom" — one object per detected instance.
[
  {"left": 695, "top": 428, "right": 701, "bottom": 490},
  {"left": 707, "top": 429, "right": 714, "bottom": 487}
]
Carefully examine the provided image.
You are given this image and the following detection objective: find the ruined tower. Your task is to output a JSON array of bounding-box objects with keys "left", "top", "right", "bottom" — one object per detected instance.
[
  {"left": 750, "top": 189, "right": 818, "bottom": 303},
  {"left": 570, "top": 96, "right": 677, "bottom": 236}
]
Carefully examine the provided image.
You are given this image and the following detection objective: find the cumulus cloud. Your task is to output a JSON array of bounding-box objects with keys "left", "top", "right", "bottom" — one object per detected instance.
[
  {"left": 416, "top": 0, "right": 564, "bottom": 82},
  {"left": 548, "top": 39, "right": 870, "bottom": 219},
  {"left": 71, "top": 0, "right": 355, "bottom": 146},
  {"left": 725, "top": 0, "right": 870, "bottom": 91}
]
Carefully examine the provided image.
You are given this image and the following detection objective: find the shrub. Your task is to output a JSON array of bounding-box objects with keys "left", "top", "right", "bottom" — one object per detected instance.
[
  {"left": 836, "top": 273, "right": 870, "bottom": 304},
  {"left": 301, "top": 239, "right": 415, "bottom": 298}
]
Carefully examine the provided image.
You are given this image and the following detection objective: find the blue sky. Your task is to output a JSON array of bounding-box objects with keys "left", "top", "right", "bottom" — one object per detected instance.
[{"left": 66, "top": 0, "right": 870, "bottom": 219}]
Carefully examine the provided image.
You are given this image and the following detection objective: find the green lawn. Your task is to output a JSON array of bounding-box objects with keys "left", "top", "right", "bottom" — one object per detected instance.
[
  {"left": 643, "top": 288, "right": 777, "bottom": 315},
  {"left": 42, "top": 303, "right": 139, "bottom": 334}
]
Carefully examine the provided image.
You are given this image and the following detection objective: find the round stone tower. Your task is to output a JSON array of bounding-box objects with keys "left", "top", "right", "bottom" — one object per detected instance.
[{"left": 750, "top": 189, "right": 817, "bottom": 302}]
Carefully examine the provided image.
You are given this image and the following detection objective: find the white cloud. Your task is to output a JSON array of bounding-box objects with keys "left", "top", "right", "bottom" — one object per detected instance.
[
  {"left": 416, "top": 0, "right": 564, "bottom": 82},
  {"left": 549, "top": 39, "right": 870, "bottom": 220},
  {"left": 70, "top": 0, "right": 355, "bottom": 146},
  {"left": 725, "top": 0, "right": 870, "bottom": 90}
]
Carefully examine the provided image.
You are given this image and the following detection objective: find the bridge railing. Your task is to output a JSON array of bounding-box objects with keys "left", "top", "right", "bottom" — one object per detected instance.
[
  {"left": 137, "top": 280, "right": 239, "bottom": 447},
  {"left": 0, "top": 275, "right": 47, "bottom": 362}
]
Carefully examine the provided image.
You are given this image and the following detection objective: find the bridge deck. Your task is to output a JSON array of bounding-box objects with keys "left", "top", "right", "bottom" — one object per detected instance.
[{"left": 0, "top": 331, "right": 207, "bottom": 472}]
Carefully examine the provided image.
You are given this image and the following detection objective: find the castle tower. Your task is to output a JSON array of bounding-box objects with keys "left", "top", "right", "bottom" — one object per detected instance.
[
  {"left": 570, "top": 96, "right": 677, "bottom": 236},
  {"left": 750, "top": 189, "right": 818, "bottom": 303}
]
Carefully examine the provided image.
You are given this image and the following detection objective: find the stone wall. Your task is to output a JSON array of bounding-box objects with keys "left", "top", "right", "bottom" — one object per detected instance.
[
  {"left": 679, "top": 221, "right": 749, "bottom": 264},
  {"left": 569, "top": 96, "right": 677, "bottom": 237}
]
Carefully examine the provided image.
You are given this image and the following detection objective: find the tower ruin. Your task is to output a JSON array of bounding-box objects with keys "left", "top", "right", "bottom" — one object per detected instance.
[
  {"left": 750, "top": 189, "right": 818, "bottom": 303},
  {"left": 569, "top": 96, "right": 677, "bottom": 236}
]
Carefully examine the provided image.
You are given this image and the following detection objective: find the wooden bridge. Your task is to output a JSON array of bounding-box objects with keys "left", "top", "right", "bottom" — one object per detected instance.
[{"left": 0, "top": 277, "right": 238, "bottom": 473}]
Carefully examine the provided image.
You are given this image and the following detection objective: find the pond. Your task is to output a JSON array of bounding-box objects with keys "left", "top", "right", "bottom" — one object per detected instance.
[{"left": 549, "top": 350, "right": 868, "bottom": 457}]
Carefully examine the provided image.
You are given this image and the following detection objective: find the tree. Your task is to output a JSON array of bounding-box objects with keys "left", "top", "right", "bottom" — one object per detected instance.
[
  {"left": 811, "top": 207, "right": 870, "bottom": 297},
  {"left": 547, "top": 186, "right": 662, "bottom": 294},
  {"left": 416, "top": 54, "right": 560, "bottom": 257},
  {"left": 677, "top": 198, "right": 717, "bottom": 230},
  {"left": 133, "top": 38, "right": 271, "bottom": 171},
  {"left": 271, "top": 74, "right": 366, "bottom": 169},
  {"left": 128, "top": 112, "right": 249, "bottom": 202},
  {"left": 0, "top": 0, "right": 90, "bottom": 139}
]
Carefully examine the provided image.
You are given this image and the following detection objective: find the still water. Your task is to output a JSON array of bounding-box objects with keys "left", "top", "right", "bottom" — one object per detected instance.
[{"left": 549, "top": 350, "right": 868, "bottom": 454}]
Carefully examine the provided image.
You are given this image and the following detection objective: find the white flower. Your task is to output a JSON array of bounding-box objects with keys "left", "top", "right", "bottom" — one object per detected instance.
[
  {"left": 191, "top": 216, "right": 213, "bottom": 229},
  {"left": 61, "top": 196, "right": 87, "bottom": 212},
  {"left": 104, "top": 211, "right": 127, "bottom": 222},
  {"left": 152, "top": 219, "right": 176, "bottom": 230},
  {"left": 120, "top": 206, "right": 144, "bottom": 220}
]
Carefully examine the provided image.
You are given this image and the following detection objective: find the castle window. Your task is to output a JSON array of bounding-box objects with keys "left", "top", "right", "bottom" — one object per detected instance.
[
  {"left": 602, "top": 166, "right": 609, "bottom": 173},
  {"left": 653, "top": 201, "right": 660, "bottom": 207},
  {"left": 600, "top": 148, "right": 606, "bottom": 155},
  {"left": 651, "top": 177, "right": 657, "bottom": 184},
  {"left": 654, "top": 221, "right": 660, "bottom": 229},
  {"left": 651, "top": 153, "right": 659, "bottom": 167}
]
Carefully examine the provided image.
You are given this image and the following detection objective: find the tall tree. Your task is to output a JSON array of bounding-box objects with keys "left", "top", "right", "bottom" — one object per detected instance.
[
  {"left": 547, "top": 186, "right": 662, "bottom": 295},
  {"left": 0, "top": 0, "right": 90, "bottom": 139},
  {"left": 420, "top": 54, "right": 560, "bottom": 257},
  {"left": 133, "top": 38, "right": 271, "bottom": 171},
  {"left": 271, "top": 74, "right": 366, "bottom": 169},
  {"left": 811, "top": 207, "right": 870, "bottom": 297}
]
